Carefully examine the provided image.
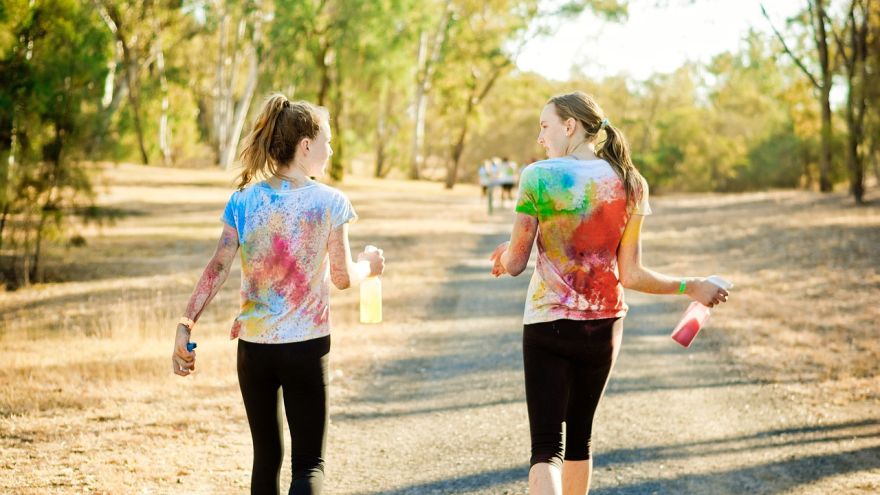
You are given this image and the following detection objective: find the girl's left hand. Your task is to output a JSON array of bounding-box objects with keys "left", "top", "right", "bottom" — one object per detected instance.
[{"left": 490, "top": 241, "right": 509, "bottom": 277}]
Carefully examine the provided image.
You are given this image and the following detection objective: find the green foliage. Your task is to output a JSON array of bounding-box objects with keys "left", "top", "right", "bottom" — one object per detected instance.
[
  {"left": 0, "top": 0, "right": 110, "bottom": 287},
  {"left": 0, "top": 0, "right": 876, "bottom": 286}
]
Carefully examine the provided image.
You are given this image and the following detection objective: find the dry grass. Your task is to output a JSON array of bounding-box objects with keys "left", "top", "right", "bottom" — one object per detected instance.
[
  {"left": 1, "top": 163, "right": 878, "bottom": 492},
  {"left": 643, "top": 188, "right": 880, "bottom": 405},
  {"left": 0, "top": 163, "right": 485, "bottom": 493}
]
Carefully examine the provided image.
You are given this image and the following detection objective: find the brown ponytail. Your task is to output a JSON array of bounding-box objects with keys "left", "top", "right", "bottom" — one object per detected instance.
[
  {"left": 236, "top": 93, "right": 328, "bottom": 190},
  {"left": 548, "top": 92, "right": 645, "bottom": 209}
]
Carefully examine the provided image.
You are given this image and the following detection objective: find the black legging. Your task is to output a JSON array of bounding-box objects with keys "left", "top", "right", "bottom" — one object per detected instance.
[
  {"left": 523, "top": 318, "right": 623, "bottom": 469},
  {"left": 237, "top": 336, "right": 330, "bottom": 495}
]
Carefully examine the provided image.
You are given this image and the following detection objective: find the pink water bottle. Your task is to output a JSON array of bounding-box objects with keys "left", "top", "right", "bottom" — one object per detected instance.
[{"left": 671, "top": 276, "right": 733, "bottom": 347}]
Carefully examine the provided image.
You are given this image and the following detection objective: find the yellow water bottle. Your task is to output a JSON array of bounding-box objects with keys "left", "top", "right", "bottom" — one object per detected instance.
[{"left": 360, "top": 245, "right": 382, "bottom": 324}]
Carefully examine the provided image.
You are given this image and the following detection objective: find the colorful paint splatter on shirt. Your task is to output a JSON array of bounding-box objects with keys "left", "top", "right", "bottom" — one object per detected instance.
[
  {"left": 221, "top": 180, "right": 357, "bottom": 343},
  {"left": 515, "top": 158, "right": 651, "bottom": 324}
]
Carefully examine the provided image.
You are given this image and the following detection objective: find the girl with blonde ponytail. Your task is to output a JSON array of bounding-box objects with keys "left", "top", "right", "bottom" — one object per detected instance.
[
  {"left": 490, "top": 92, "right": 730, "bottom": 494},
  {"left": 171, "top": 93, "right": 385, "bottom": 494}
]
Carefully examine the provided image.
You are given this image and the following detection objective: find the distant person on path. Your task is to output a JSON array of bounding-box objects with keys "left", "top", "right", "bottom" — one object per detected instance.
[
  {"left": 478, "top": 159, "right": 494, "bottom": 198},
  {"left": 171, "top": 94, "right": 385, "bottom": 495},
  {"left": 480, "top": 158, "right": 500, "bottom": 213},
  {"left": 497, "top": 157, "right": 518, "bottom": 205},
  {"left": 489, "top": 92, "right": 729, "bottom": 495}
]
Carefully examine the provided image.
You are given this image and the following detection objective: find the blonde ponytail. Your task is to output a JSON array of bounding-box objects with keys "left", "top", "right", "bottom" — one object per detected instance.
[
  {"left": 597, "top": 123, "right": 645, "bottom": 210},
  {"left": 235, "top": 93, "right": 328, "bottom": 190}
]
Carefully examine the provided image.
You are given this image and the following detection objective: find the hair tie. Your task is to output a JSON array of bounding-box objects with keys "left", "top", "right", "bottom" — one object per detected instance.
[{"left": 598, "top": 118, "right": 610, "bottom": 131}]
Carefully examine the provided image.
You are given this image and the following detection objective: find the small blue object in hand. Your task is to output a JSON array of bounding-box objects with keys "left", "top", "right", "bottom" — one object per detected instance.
[{"left": 187, "top": 342, "right": 197, "bottom": 352}]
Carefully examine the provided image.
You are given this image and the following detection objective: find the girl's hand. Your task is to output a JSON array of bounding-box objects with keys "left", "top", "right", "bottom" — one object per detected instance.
[
  {"left": 687, "top": 278, "right": 730, "bottom": 308},
  {"left": 357, "top": 248, "right": 385, "bottom": 277},
  {"left": 490, "top": 241, "right": 509, "bottom": 277},
  {"left": 172, "top": 325, "right": 195, "bottom": 376}
]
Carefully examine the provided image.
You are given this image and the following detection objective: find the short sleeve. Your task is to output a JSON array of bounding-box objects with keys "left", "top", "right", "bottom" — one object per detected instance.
[
  {"left": 331, "top": 192, "right": 358, "bottom": 228},
  {"left": 221, "top": 191, "right": 238, "bottom": 227},
  {"left": 515, "top": 167, "right": 538, "bottom": 217},
  {"left": 632, "top": 177, "right": 652, "bottom": 216}
]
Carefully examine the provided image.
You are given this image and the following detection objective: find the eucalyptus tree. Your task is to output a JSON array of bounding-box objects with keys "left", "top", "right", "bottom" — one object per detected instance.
[{"left": 0, "top": 0, "right": 110, "bottom": 286}]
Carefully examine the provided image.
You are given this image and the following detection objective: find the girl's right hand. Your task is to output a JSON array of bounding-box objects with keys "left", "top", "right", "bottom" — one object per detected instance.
[
  {"left": 489, "top": 241, "right": 510, "bottom": 277},
  {"left": 172, "top": 325, "right": 195, "bottom": 376},
  {"left": 686, "top": 278, "right": 729, "bottom": 308},
  {"left": 357, "top": 248, "right": 385, "bottom": 277}
]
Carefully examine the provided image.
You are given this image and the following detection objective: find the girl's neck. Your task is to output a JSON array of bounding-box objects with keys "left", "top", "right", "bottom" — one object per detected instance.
[
  {"left": 270, "top": 165, "right": 313, "bottom": 189},
  {"left": 565, "top": 140, "right": 598, "bottom": 162}
]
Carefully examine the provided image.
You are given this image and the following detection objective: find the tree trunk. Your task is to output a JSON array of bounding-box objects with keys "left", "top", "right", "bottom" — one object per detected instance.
[
  {"left": 446, "top": 81, "right": 477, "bottom": 189},
  {"left": 214, "top": 9, "right": 228, "bottom": 163},
  {"left": 410, "top": 4, "right": 452, "bottom": 180},
  {"left": 30, "top": 209, "right": 48, "bottom": 283},
  {"left": 21, "top": 218, "right": 31, "bottom": 287},
  {"left": 410, "top": 85, "right": 427, "bottom": 180},
  {"left": 126, "top": 71, "right": 149, "bottom": 163},
  {"left": 446, "top": 113, "right": 471, "bottom": 189},
  {"left": 96, "top": 2, "right": 149, "bottom": 164},
  {"left": 316, "top": 43, "right": 332, "bottom": 107},
  {"left": 833, "top": 0, "right": 870, "bottom": 203},
  {"left": 221, "top": 46, "right": 257, "bottom": 170},
  {"left": 815, "top": 0, "right": 833, "bottom": 192},
  {"left": 0, "top": 202, "right": 9, "bottom": 254},
  {"left": 221, "top": 4, "right": 263, "bottom": 171},
  {"left": 763, "top": 2, "right": 834, "bottom": 192},
  {"left": 31, "top": 121, "right": 64, "bottom": 283},
  {"left": 87, "top": 41, "right": 128, "bottom": 155},
  {"left": 444, "top": 64, "right": 507, "bottom": 189},
  {"left": 155, "top": 23, "right": 172, "bottom": 166},
  {"left": 818, "top": 79, "right": 833, "bottom": 192},
  {"left": 375, "top": 81, "right": 389, "bottom": 178},
  {"left": 410, "top": 31, "right": 428, "bottom": 180},
  {"left": 329, "top": 57, "right": 345, "bottom": 182}
]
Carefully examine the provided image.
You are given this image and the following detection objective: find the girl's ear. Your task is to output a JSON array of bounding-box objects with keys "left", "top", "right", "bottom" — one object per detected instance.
[{"left": 564, "top": 118, "right": 576, "bottom": 136}]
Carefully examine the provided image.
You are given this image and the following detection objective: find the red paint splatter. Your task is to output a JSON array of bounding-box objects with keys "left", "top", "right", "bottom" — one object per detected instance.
[
  {"left": 564, "top": 198, "right": 629, "bottom": 309},
  {"left": 261, "top": 235, "right": 310, "bottom": 302}
]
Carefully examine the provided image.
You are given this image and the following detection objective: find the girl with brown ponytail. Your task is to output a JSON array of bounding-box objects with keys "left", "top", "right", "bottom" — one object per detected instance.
[
  {"left": 171, "top": 93, "right": 384, "bottom": 494},
  {"left": 490, "top": 92, "right": 730, "bottom": 494}
]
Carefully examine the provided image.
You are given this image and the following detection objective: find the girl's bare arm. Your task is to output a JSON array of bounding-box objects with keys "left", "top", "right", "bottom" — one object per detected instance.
[
  {"left": 617, "top": 215, "right": 727, "bottom": 306},
  {"left": 182, "top": 224, "right": 240, "bottom": 323}
]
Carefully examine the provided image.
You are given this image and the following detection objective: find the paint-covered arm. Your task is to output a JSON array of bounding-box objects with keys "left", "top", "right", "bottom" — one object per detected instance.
[
  {"left": 172, "top": 224, "right": 239, "bottom": 376},
  {"left": 181, "top": 223, "right": 240, "bottom": 327},
  {"left": 328, "top": 223, "right": 385, "bottom": 290},
  {"left": 491, "top": 213, "right": 538, "bottom": 277},
  {"left": 617, "top": 214, "right": 727, "bottom": 306}
]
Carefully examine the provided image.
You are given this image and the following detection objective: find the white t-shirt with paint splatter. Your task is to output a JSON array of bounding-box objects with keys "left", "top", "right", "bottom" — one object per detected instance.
[
  {"left": 515, "top": 158, "right": 651, "bottom": 325},
  {"left": 221, "top": 180, "right": 357, "bottom": 343}
]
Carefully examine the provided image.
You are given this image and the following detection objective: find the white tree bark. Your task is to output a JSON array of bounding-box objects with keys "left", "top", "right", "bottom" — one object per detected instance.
[
  {"left": 221, "top": 2, "right": 263, "bottom": 170},
  {"left": 214, "top": 2, "right": 229, "bottom": 165},
  {"left": 409, "top": 1, "right": 452, "bottom": 180},
  {"left": 154, "top": 20, "right": 172, "bottom": 166}
]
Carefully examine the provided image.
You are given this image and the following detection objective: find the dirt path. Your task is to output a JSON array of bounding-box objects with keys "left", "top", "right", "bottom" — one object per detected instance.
[
  {"left": 321, "top": 185, "right": 880, "bottom": 494},
  {"left": 2, "top": 168, "right": 878, "bottom": 494}
]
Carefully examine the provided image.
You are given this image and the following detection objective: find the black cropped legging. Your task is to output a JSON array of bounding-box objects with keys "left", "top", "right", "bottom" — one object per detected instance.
[
  {"left": 523, "top": 318, "right": 623, "bottom": 469},
  {"left": 237, "top": 336, "right": 330, "bottom": 495}
]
